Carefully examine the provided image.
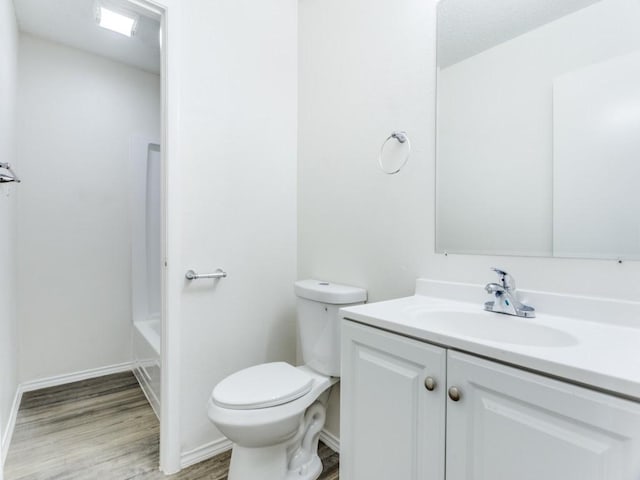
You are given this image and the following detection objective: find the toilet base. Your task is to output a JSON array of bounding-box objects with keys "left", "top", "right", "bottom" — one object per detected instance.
[
  {"left": 285, "top": 454, "right": 322, "bottom": 480},
  {"left": 228, "top": 443, "right": 287, "bottom": 480},
  {"left": 226, "top": 397, "right": 330, "bottom": 480},
  {"left": 227, "top": 443, "right": 323, "bottom": 480}
]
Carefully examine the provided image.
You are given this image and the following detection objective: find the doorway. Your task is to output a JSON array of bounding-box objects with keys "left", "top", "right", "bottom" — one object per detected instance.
[{"left": 9, "top": 0, "right": 172, "bottom": 472}]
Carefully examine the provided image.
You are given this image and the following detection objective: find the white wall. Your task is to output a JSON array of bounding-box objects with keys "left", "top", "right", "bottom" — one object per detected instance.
[
  {"left": 15, "top": 35, "right": 160, "bottom": 382},
  {"left": 298, "top": 0, "right": 434, "bottom": 440},
  {"left": 0, "top": 0, "right": 19, "bottom": 467},
  {"left": 175, "top": 0, "right": 298, "bottom": 455},
  {"left": 437, "top": 0, "right": 640, "bottom": 256},
  {"left": 298, "top": 0, "right": 640, "bottom": 443}
]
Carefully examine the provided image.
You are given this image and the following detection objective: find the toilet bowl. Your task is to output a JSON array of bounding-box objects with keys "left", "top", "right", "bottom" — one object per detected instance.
[
  {"left": 208, "top": 364, "right": 338, "bottom": 479},
  {"left": 207, "top": 280, "right": 367, "bottom": 480}
]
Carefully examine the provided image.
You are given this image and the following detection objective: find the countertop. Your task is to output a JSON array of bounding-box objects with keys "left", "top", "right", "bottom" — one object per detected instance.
[{"left": 340, "top": 280, "right": 640, "bottom": 400}]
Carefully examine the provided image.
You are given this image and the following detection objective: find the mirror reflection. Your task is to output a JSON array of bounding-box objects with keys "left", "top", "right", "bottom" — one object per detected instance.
[{"left": 436, "top": 0, "right": 640, "bottom": 259}]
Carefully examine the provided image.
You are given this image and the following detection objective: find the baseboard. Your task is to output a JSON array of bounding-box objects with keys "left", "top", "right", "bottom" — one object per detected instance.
[
  {"left": 1, "top": 387, "right": 22, "bottom": 466},
  {"left": 20, "top": 362, "right": 134, "bottom": 393},
  {"left": 320, "top": 429, "right": 340, "bottom": 453},
  {"left": 179, "top": 429, "right": 337, "bottom": 471},
  {"left": 180, "top": 437, "right": 233, "bottom": 469}
]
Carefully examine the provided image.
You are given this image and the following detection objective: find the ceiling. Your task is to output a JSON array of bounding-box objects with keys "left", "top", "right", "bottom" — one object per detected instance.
[
  {"left": 437, "top": 0, "right": 602, "bottom": 68},
  {"left": 13, "top": 0, "right": 161, "bottom": 74}
]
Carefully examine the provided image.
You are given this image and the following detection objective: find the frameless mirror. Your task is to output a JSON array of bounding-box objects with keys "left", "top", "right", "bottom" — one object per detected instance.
[{"left": 436, "top": 0, "right": 640, "bottom": 259}]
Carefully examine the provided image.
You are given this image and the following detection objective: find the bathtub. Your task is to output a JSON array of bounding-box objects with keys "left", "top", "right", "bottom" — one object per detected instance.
[{"left": 133, "top": 318, "right": 161, "bottom": 418}]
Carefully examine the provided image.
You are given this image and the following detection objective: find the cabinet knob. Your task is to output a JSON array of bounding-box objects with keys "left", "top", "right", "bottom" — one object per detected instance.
[
  {"left": 448, "top": 386, "right": 461, "bottom": 402},
  {"left": 424, "top": 377, "right": 437, "bottom": 391}
]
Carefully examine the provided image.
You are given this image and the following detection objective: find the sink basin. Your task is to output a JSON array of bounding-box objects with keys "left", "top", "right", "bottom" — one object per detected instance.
[{"left": 410, "top": 309, "right": 579, "bottom": 347}]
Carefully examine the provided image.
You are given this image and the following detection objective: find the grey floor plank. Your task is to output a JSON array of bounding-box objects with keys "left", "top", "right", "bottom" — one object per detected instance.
[{"left": 4, "top": 372, "right": 339, "bottom": 479}]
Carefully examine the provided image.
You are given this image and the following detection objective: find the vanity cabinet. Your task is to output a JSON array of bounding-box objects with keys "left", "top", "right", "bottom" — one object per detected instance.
[
  {"left": 340, "top": 320, "right": 447, "bottom": 480},
  {"left": 341, "top": 320, "right": 640, "bottom": 480},
  {"left": 446, "top": 350, "right": 640, "bottom": 480}
]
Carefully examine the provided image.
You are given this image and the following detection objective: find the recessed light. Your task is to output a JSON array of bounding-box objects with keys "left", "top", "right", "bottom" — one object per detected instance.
[{"left": 96, "top": 6, "right": 137, "bottom": 37}]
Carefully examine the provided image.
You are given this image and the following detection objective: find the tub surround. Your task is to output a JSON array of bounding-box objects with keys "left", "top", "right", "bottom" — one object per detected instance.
[
  {"left": 341, "top": 279, "right": 640, "bottom": 400},
  {"left": 133, "top": 319, "right": 161, "bottom": 417}
]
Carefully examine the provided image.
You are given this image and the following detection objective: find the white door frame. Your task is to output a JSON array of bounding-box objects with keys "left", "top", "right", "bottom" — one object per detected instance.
[{"left": 122, "top": 0, "right": 182, "bottom": 474}]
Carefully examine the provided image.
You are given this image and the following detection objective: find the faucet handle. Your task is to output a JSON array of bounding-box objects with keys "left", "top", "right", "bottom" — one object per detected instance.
[{"left": 491, "top": 267, "right": 516, "bottom": 291}]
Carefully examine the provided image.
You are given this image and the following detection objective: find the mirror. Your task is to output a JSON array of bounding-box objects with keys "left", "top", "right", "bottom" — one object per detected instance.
[{"left": 436, "top": 0, "right": 640, "bottom": 260}]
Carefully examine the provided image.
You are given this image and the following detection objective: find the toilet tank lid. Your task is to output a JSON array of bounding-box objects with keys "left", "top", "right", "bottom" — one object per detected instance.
[{"left": 294, "top": 279, "right": 367, "bottom": 304}]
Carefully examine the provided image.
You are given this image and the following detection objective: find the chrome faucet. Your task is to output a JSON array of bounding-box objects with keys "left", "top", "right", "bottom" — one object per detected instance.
[{"left": 484, "top": 268, "right": 535, "bottom": 318}]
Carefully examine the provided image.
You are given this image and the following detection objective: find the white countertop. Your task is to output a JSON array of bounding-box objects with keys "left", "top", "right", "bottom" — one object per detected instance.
[{"left": 340, "top": 280, "right": 640, "bottom": 400}]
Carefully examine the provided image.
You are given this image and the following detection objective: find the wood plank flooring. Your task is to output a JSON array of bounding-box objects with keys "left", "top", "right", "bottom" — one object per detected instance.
[{"left": 4, "top": 372, "right": 339, "bottom": 480}]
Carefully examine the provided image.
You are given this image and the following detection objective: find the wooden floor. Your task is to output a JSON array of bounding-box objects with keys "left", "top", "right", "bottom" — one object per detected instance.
[{"left": 4, "top": 372, "right": 339, "bottom": 480}]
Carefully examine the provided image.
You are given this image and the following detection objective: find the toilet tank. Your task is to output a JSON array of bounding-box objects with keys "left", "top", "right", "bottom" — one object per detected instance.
[{"left": 295, "top": 279, "right": 367, "bottom": 377}]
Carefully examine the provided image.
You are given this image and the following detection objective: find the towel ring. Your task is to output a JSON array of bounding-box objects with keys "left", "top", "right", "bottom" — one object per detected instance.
[{"left": 378, "top": 131, "right": 411, "bottom": 175}]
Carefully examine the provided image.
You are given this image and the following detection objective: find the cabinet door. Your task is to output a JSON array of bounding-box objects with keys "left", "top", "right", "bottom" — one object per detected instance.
[
  {"left": 340, "top": 320, "right": 446, "bottom": 480},
  {"left": 446, "top": 350, "right": 640, "bottom": 480}
]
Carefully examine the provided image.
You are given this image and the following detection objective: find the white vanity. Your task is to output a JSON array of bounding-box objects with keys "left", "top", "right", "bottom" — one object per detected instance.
[{"left": 339, "top": 280, "right": 640, "bottom": 480}]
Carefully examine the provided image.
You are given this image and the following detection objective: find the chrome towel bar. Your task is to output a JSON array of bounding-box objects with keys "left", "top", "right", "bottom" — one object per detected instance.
[
  {"left": 185, "top": 268, "right": 227, "bottom": 280},
  {"left": 0, "top": 163, "right": 21, "bottom": 183}
]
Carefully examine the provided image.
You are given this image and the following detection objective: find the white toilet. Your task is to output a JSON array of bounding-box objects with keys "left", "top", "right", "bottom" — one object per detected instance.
[{"left": 207, "top": 279, "right": 367, "bottom": 480}]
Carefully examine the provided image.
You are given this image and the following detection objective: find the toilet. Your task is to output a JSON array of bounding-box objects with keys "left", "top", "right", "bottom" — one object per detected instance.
[{"left": 207, "top": 279, "right": 367, "bottom": 480}]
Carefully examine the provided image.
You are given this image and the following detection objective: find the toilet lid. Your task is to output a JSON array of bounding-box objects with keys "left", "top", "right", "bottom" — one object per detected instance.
[{"left": 212, "top": 362, "right": 314, "bottom": 410}]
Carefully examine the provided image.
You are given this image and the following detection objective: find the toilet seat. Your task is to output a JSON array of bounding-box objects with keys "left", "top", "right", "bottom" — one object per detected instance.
[
  {"left": 212, "top": 362, "right": 314, "bottom": 410},
  {"left": 208, "top": 365, "right": 338, "bottom": 449}
]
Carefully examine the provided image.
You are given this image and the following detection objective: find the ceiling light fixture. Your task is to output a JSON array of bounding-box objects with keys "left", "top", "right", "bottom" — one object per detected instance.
[{"left": 96, "top": 6, "right": 137, "bottom": 37}]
